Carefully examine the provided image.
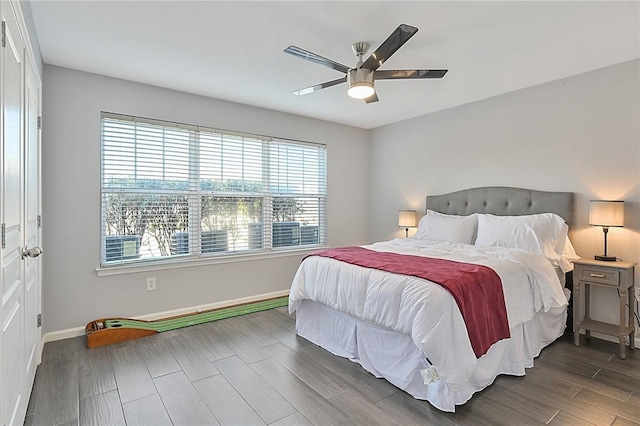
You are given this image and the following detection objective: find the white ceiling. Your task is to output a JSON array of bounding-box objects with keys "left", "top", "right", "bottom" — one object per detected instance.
[{"left": 30, "top": 1, "right": 640, "bottom": 129}]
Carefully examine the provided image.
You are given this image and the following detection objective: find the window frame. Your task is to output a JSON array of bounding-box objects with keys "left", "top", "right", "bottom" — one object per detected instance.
[{"left": 99, "top": 112, "right": 327, "bottom": 271}]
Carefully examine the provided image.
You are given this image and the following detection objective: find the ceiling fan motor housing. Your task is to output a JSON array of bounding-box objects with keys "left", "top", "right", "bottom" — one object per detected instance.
[{"left": 348, "top": 67, "right": 374, "bottom": 99}]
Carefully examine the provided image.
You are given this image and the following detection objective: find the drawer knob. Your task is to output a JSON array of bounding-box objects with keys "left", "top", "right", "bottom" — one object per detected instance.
[{"left": 590, "top": 273, "right": 606, "bottom": 278}]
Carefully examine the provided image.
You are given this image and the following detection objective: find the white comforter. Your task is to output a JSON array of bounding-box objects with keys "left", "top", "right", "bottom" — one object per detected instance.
[{"left": 289, "top": 239, "right": 568, "bottom": 394}]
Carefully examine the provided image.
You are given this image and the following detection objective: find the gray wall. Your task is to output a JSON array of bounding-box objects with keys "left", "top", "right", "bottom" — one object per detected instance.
[
  {"left": 43, "top": 60, "right": 639, "bottom": 336},
  {"left": 42, "top": 65, "right": 370, "bottom": 333},
  {"left": 369, "top": 59, "right": 640, "bottom": 329}
]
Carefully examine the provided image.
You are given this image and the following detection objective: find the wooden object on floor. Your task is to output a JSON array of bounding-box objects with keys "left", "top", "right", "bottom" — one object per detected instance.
[
  {"left": 85, "top": 319, "right": 158, "bottom": 348},
  {"left": 85, "top": 296, "right": 289, "bottom": 348}
]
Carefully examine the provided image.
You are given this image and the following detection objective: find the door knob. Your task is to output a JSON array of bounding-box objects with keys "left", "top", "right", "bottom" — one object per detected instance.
[{"left": 22, "top": 246, "right": 43, "bottom": 259}]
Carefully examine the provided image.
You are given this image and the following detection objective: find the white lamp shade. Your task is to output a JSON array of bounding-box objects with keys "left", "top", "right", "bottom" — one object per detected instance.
[
  {"left": 398, "top": 210, "right": 417, "bottom": 227},
  {"left": 347, "top": 82, "right": 375, "bottom": 99},
  {"left": 589, "top": 200, "right": 624, "bottom": 227}
]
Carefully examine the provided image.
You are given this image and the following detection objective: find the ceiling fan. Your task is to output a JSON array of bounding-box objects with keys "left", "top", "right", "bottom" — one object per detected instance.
[{"left": 284, "top": 24, "right": 448, "bottom": 104}]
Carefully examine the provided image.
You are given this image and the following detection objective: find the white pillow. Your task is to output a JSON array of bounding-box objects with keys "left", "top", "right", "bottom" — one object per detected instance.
[
  {"left": 554, "top": 235, "right": 580, "bottom": 273},
  {"left": 475, "top": 213, "right": 568, "bottom": 262},
  {"left": 413, "top": 210, "right": 478, "bottom": 244},
  {"left": 562, "top": 236, "right": 580, "bottom": 260}
]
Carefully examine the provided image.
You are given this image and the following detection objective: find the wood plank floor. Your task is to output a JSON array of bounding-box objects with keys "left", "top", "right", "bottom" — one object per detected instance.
[{"left": 25, "top": 307, "right": 640, "bottom": 426}]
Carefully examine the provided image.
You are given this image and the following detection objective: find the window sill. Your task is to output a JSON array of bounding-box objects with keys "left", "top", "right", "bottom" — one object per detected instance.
[{"left": 95, "top": 246, "right": 326, "bottom": 277}]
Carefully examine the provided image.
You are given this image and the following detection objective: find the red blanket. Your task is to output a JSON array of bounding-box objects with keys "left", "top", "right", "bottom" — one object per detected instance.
[{"left": 307, "top": 246, "right": 510, "bottom": 358}]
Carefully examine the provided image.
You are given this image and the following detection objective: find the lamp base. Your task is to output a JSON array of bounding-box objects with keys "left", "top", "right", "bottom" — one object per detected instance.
[{"left": 594, "top": 255, "right": 617, "bottom": 262}]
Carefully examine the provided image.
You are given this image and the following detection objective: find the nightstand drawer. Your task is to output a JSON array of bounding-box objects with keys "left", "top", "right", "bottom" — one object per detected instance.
[{"left": 577, "top": 266, "right": 619, "bottom": 286}]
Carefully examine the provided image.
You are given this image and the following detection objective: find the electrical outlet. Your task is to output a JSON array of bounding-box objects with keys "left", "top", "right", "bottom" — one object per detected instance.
[{"left": 146, "top": 277, "right": 157, "bottom": 291}]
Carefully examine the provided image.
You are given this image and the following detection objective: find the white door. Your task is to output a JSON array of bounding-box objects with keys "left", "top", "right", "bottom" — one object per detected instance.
[
  {"left": 23, "top": 51, "right": 42, "bottom": 397},
  {"left": 1, "top": 6, "right": 26, "bottom": 425},
  {"left": 1, "top": 5, "right": 41, "bottom": 425}
]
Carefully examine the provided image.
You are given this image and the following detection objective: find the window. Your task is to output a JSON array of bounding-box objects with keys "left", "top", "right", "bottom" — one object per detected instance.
[{"left": 100, "top": 112, "right": 327, "bottom": 266}]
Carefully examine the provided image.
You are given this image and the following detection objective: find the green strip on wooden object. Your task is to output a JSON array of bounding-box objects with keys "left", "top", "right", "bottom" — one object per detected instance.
[{"left": 104, "top": 296, "right": 289, "bottom": 333}]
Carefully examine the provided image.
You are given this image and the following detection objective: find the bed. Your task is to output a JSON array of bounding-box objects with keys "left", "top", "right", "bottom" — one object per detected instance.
[{"left": 288, "top": 186, "right": 575, "bottom": 412}]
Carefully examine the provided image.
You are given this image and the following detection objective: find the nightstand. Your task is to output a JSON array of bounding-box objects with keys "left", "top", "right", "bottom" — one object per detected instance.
[{"left": 572, "top": 258, "right": 636, "bottom": 359}]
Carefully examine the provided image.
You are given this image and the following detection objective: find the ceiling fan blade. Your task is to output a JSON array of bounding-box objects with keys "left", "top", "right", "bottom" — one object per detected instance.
[
  {"left": 364, "top": 92, "right": 379, "bottom": 104},
  {"left": 361, "top": 24, "right": 418, "bottom": 72},
  {"left": 284, "top": 46, "right": 350, "bottom": 74},
  {"left": 375, "top": 69, "right": 448, "bottom": 79},
  {"left": 292, "top": 76, "right": 347, "bottom": 96}
]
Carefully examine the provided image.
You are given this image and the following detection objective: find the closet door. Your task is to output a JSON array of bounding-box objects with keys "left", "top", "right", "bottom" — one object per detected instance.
[
  {"left": 23, "top": 52, "right": 41, "bottom": 397},
  {"left": 0, "top": 5, "right": 28, "bottom": 425}
]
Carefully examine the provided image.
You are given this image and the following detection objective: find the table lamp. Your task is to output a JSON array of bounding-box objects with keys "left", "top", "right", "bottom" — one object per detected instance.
[
  {"left": 398, "top": 210, "right": 416, "bottom": 238},
  {"left": 589, "top": 200, "right": 624, "bottom": 261}
]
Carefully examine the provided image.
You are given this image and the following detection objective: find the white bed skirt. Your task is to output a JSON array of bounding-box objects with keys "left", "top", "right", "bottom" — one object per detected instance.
[{"left": 295, "top": 297, "right": 568, "bottom": 412}]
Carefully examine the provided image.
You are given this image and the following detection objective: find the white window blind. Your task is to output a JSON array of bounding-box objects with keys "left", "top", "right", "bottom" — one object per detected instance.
[{"left": 101, "top": 112, "right": 327, "bottom": 266}]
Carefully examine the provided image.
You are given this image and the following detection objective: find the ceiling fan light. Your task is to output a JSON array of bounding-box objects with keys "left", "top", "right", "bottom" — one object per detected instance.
[
  {"left": 348, "top": 82, "right": 375, "bottom": 99},
  {"left": 348, "top": 68, "right": 375, "bottom": 99}
]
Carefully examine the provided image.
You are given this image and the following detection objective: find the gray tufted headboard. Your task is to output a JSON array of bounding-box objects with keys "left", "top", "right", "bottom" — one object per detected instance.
[{"left": 426, "top": 186, "right": 574, "bottom": 225}]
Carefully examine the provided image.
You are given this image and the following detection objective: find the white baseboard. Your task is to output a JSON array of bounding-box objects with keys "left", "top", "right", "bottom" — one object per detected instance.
[
  {"left": 42, "top": 326, "right": 86, "bottom": 344},
  {"left": 41, "top": 289, "right": 290, "bottom": 345}
]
